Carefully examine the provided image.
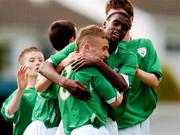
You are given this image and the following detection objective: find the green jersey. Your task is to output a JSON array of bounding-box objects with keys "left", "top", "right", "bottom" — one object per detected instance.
[
  {"left": 112, "top": 38, "right": 162, "bottom": 129},
  {"left": 50, "top": 42, "right": 137, "bottom": 134},
  {"left": 50, "top": 42, "right": 137, "bottom": 85},
  {"left": 106, "top": 45, "right": 137, "bottom": 88},
  {"left": 58, "top": 65, "right": 117, "bottom": 135},
  {"left": 32, "top": 83, "right": 61, "bottom": 128},
  {"left": 1, "top": 88, "right": 36, "bottom": 135}
]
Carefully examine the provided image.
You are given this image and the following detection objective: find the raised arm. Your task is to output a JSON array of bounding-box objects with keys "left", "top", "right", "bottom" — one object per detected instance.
[{"left": 6, "top": 66, "right": 28, "bottom": 115}]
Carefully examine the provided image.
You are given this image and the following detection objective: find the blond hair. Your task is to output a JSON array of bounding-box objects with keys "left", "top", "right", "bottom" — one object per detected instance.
[
  {"left": 76, "top": 25, "right": 107, "bottom": 51},
  {"left": 18, "top": 47, "right": 42, "bottom": 65}
]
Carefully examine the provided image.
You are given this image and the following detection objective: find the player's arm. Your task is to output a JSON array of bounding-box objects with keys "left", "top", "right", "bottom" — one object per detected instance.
[
  {"left": 6, "top": 66, "right": 28, "bottom": 115},
  {"left": 38, "top": 60, "right": 91, "bottom": 100},
  {"left": 72, "top": 54, "right": 128, "bottom": 92},
  {"left": 136, "top": 65, "right": 160, "bottom": 88},
  {"left": 36, "top": 59, "right": 67, "bottom": 92},
  {"left": 139, "top": 39, "right": 162, "bottom": 88},
  {"left": 36, "top": 52, "right": 80, "bottom": 92},
  {"left": 93, "top": 73, "right": 124, "bottom": 107},
  {"left": 110, "top": 92, "right": 123, "bottom": 107}
]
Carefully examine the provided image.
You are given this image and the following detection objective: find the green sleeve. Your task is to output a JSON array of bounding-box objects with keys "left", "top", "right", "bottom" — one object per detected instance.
[
  {"left": 1, "top": 91, "right": 20, "bottom": 123},
  {"left": 39, "top": 83, "right": 59, "bottom": 100},
  {"left": 143, "top": 39, "right": 162, "bottom": 79},
  {"left": 92, "top": 72, "right": 117, "bottom": 104},
  {"left": 50, "top": 42, "right": 76, "bottom": 67},
  {"left": 119, "top": 51, "right": 137, "bottom": 87}
]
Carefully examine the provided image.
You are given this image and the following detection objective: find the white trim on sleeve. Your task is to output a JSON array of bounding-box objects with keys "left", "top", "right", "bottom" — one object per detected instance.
[
  {"left": 106, "top": 97, "right": 116, "bottom": 104},
  {"left": 5, "top": 108, "right": 14, "bottom": 119},
  {"left": 121, "top": 73, "right": 129, "bottom": 87}
]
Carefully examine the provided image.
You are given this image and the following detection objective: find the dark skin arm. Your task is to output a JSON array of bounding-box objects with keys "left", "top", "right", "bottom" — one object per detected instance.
[
  {"left": 38, "top": 61, "right": 91, "bottom": 100},
  {"left": 72, "top": 53, "right": 128, "bottom": 92}
]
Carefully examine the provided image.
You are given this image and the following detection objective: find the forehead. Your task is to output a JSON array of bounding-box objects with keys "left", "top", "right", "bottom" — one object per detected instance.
[
  {"left": 24, "top": 51, "right": 44, "bottom": 59},
  {"left": 108, "top": 13, "right": 130, "bottom": 24},
  {"left": 94, "top": 37, "right": 108, "bottom": 47}
]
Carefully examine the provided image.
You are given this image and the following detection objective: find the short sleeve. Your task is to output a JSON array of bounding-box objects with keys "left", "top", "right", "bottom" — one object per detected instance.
[
  {"left": 143, "top": 39, "right": 162, "bottom": 79},
  {"left": 50, "top": 42, "right": 76, "bottom": 67},
  {"left": 1, "top": 91, "right": 20, "bottom": 123},
  {"left": 119, "top": 52, "right": 137, "bottom": 87},
  {"left": 92, "top": 73, "right": 117, "bottom": 105}
]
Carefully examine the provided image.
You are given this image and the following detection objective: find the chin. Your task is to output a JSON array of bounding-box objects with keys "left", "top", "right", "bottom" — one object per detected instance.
[{"left": 29, "top": 72, "right": 38, "bottom": 77}]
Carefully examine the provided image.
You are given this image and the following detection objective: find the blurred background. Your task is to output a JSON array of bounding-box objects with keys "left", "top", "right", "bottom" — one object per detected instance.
[{"left": 0, "top": 0, "right": 179, "bottom": 134}]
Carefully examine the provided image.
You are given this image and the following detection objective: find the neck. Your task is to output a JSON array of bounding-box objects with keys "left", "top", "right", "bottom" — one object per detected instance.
[
  {"left": 26, "top": 76, "right": 37, "bottom": 88},
  {"left": 122, "top": 31, "right": 131, "bottom": 41},
  {"left": 108, "top": 41, "right": 118, "bottom": 54}
]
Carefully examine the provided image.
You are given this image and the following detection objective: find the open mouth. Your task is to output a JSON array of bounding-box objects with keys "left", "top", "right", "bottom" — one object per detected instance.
[
  {"left": 35, "top": 67, "right": 39, "bottom": 71},
  {"left": 113, "top": 32, "right": 120, "bottom": 39}
]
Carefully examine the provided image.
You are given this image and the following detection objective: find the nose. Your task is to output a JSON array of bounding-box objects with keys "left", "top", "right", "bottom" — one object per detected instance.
[
  {"left": 35, "top": 60, "right": 41, "bottom": 66},
  {"left": 116, "top": 24, "right": 122, "bottom": 31},
  {"left": 104, "top": 50, "right": 109, "bottom": 59}
]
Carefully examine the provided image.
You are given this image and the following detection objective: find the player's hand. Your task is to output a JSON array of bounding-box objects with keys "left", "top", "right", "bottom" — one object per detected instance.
[
  {"left": 61, "top": 79, "right": 91, "bottom": 100},
  {"left": 61, "top": 52, "right": 79, "bottom": 67},
  {"left": 16, "top": 65, "right": 28, "bottom": 93},
  {"left": 136, "top": 65, "right": 141, "bottom": 77},
  {"left": 72, "top": 53, "right": 99, "bottom": 72}
]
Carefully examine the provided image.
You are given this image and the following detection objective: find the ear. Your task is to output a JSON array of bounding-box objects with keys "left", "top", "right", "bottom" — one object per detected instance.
[
  {"left": 69, "top": 37, "right": 75, "bottom": 43},
  {"left": 80, "top": 40, "right": 89, "bottom": 52},
  {"left": 102, "top": 21, "right": 106, "bottom": 29},
  {"left": 84, "top": 41, "right": 89, "bottom": 51},
  {"left": 130, "top": 16, "right": 133, "bottom": 23}
]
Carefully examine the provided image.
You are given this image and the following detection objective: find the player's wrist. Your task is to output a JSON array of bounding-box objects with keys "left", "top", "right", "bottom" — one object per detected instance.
[{"left": 58, "top": 77, "right": 67, "bottom": 87}]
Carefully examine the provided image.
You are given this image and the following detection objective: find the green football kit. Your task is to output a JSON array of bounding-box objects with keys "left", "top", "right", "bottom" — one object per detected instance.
[
  {"left": 109, "top": 38, "right": 162, "bottom": 129},
  {"left": 50, "top": 42, "right": 137, "bottom": 134},
  {"left": 58, "top": 65, "right": 118, "bottom": 134},
  {"left": 1, "top": 88, "right": 36, "bottom": 135},
  {"left": 32, "top": 83, "right": 61, "bottom": 128}
]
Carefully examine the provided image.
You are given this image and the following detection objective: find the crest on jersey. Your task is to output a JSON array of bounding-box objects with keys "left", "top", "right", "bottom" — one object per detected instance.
[{"left": 137, "top": 47, "right": 147, "bottom": 57}]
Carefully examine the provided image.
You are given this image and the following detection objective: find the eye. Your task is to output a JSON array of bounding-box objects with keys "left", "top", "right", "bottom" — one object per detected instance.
[
  {"left": 39, "top": 59, "right": 43, "bottom": 62},
  {"left": 121, "top": 24, "right": 129, "bottom": 31},
  {"left": 29, "top": 58, "right": 35, "bottom": 62}
]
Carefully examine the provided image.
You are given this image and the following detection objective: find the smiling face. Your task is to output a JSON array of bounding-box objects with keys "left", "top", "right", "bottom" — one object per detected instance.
[{"left": 103, "top": 13, "right": 131, "bottom": 45}]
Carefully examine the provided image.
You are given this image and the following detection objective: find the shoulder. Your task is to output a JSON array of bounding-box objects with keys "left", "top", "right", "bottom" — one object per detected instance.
[
  {"left": 134, "top": 38, "right": 154, "bottom": 47},
  {"left": 79, "top": 67, "right": 100, "bottom": 75},
  {"left": 117, "top": 46, "right": 137, "bottom": 58}
]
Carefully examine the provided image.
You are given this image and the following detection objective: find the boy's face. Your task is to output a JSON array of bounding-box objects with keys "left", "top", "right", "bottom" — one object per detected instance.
[
  {"left": 88, "top": 37, "right": 109, "bottom": 60},
  {"left": 103, "top": 13, "right": 130, "bottom": 44},
  {"left": 23, "top": 51, "right": 44, "bottom": 76}
]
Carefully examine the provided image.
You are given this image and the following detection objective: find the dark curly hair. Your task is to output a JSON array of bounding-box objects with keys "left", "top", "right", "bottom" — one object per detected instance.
[{"left": 105, "top": 0, "right": 134, "bottom": 17}]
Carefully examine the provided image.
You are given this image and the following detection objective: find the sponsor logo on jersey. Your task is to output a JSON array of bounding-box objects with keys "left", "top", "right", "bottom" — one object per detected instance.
[{"left": 137, "top": 47, "right": 147, "bottom": 57}]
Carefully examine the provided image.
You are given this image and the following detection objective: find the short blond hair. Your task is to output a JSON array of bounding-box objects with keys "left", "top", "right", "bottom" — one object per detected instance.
[
  {"left": 18, "top": 47, "right": 42, "bottom": 65},
  {"left": 76, "top": 25, "right": 107, "bottom": 51}
]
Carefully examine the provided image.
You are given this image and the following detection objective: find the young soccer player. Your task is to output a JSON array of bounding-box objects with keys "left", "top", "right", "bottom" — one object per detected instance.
[
  {"left": 38, "top": 11, "right": 137, "bottom": 134},
  {"left": 24, "top": 20, "right": 77, "bottom": 135},
  {"left": 104, "top": 0, "right": 162, "bottom": 135},
  {"left": 55, "top": 24, "right": 124, "bottom": 135},
  {"left": 1, "top": 47, "right": 44, "bottom": 135}
]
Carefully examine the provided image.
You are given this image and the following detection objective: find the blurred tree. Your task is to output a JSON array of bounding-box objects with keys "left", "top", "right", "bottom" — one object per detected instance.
[
  {"left": 155, "top": 64, "right": 180, "bottom": 101},
  {"left": 0, "top": 42, "right": 8, "bottom": 71}
]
